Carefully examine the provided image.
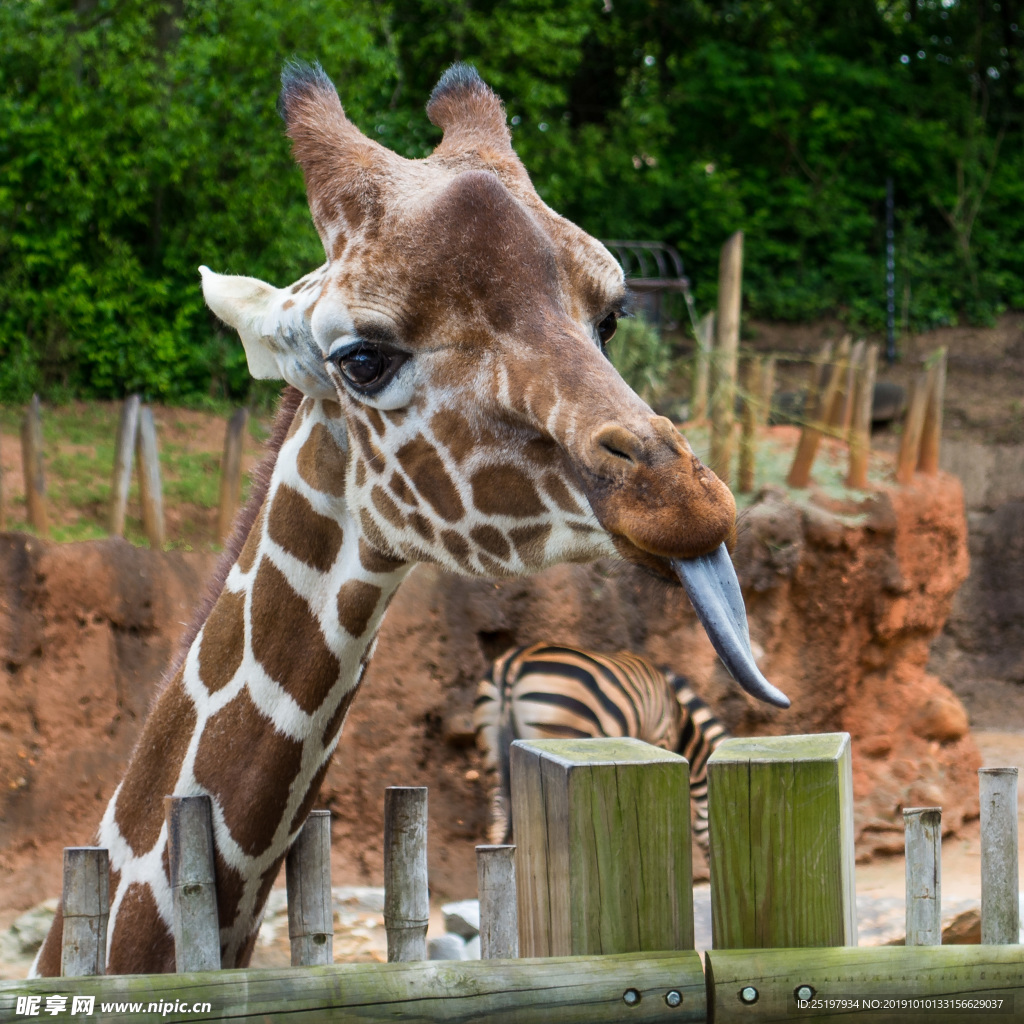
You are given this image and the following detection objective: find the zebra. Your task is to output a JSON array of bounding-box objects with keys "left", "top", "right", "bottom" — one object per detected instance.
[{"left": 473, "top": 642, "right": 729, "bottom": 851}]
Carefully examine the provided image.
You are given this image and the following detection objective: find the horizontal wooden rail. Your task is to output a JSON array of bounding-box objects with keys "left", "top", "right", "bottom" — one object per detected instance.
[
  {"left": 0, "top": 951, "right": 706, "bottom": 1023},
  {"left": 706, "top": 945, "right": 1024, "bottom": 1023}
]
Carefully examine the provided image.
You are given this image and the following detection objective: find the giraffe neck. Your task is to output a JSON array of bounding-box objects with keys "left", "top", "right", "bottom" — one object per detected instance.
[{"left": 96, "top": 398, "right": 409, "bottom": 971}]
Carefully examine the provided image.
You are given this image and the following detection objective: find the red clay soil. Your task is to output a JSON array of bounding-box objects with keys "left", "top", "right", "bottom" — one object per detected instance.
[{"left": 0, "top": 458, "right": 976, "bottom": 914}]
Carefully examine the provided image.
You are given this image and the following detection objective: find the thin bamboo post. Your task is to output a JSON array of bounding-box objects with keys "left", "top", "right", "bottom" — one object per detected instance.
[
  {"left": 824, "top": 336, "right": 852, "bottom": 429},
  {"left": 709, "top": 232, "right": 743, "bottom": 484},
  {"left": 217, "top": 407, "right": 249, "bottom": 543},
  {"left": 20, "top": 394, "right": 47, "bottom": 536},
  {"left": 60, "top": 847, "right": 109, "bottom": 977},
  {"left": 903, "top": 807, "right": 941, "bottom": 946},
  {"left": 846, "top": 344, "right": 878, "bottom": 489},
  {"left": 135, "top": 406, "right": 165, "bottom": 548},
  {"left": 707, "top": 733, "right": 857, "bottom": 949},
  {"left": 840, "top": 340, "right": 866, "bottom": 433},
  {"left": 691, "top": 311, "right": 715, "bottom": 421},
  {"left": 286, "top": 810, "right": 333, "bottom": 966},
  {"left": 109, "top": 394, "right": 140, "bottom": 537},
  {"left": 165, "top": 795, "right": 221, "bottom": 973},
  {"left": 786, "top": 350, "right": 845, "bottom": 489},
  {"left": 384, "top": 786, "right": 429, "bottom": 962},
  {"left": 917, "top": 347, "right": 947, "bottom": 475},
  {"left": 512, "top": 737, "right": 693, "bottom": 958},
  {"left": 477, "top": 844, "right": 518, "bottom": 959},
  {"left": 737, "top": 357, "right": 761, "bottom": 494},
  {"left": 979, "top": 767, "right": 1019, "bottom": 945},
  {"left": 759, "top": 355, "right": 776, "bottom": 424},
  {"left": 896, "top": 368, "right": 934, "bottom": 485}
]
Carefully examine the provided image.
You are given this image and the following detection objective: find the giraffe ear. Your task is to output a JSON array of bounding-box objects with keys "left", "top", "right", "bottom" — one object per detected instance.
[
  {"left": 278, "top": 60, "right": 393, "bottom": 259},
  {"left": 426, "top": 63, "right": 514, "bottom": 159},
  {"left": 199, "top": 267, "right": 335, "bottom": 398}
]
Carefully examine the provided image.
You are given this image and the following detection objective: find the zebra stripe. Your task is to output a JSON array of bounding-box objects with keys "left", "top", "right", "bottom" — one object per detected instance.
[{"left": 474, "top": 642, "right": 729, "bottom": 851}]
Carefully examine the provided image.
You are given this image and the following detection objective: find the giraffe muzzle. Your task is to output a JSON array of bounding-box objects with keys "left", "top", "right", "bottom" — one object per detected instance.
[{"left": 672, "top": 545, "right": 791, "bottom": 708}]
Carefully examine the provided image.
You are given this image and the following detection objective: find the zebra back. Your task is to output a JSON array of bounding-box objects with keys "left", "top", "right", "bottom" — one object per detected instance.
[{"left": 474, "top": 643, "right": 728, "bottom": 849}]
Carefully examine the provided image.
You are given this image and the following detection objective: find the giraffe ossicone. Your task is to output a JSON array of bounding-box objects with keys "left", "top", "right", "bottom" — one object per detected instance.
[{"left": 34, "top": 60, "right": 784, "bottom": 977}]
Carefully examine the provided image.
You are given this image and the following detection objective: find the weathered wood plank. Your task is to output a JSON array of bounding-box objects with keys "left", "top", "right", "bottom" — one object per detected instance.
[
  {"left": 477, "top": 844, "right": 518, "bottom": 959},
  {"left": 135, "top": 406, "right": 165, "bottom": 548},
  {"left": 383, "top": 787, "right": 428, "bottom": 963},
  {"left": 846, "top": 343, "right": 878, "bottom": 489},
  {"left": 286, "top": 810, "right": 333, "bottom": 967},
  {"left": 896, "top": 368, "right": 933, "bottom": 485},
  {"left": 903, "top": 807, "right": 942, "bottom": 946},
  {"left": 979, "top": 767, "right": 1020, "bottom": 945},
  {"left": 0, "top": 951, "right": 706, "bottom": 1023},
  {"left": 786, "top": 350, "right": 844, "bottom": 489},
  {"left": 512, "top": 738, "right": 693, "bottom": 958},
  {"left": 217, "top": 407, "right": 249, "bottom": 543},
  {"left": 706, "top": 945, "right": 1024, "bottom": 1023},
  {"left": 165, "top": 796, "right": 221, "bottom": 973},
  {"left": 917, "top": 347, "right": 947, "bottom": 475},
  {"left": 109, "top": 394, "right": 140, "bottom": 537},
  {"left": 60, "top": 847, "right": 109, "bottom": 977},
  {"left": 710, "top": 231, "right": 743, "bottom": 484},
  {"left": 707, "top": 733, "right": 857, "bottom": 949}
]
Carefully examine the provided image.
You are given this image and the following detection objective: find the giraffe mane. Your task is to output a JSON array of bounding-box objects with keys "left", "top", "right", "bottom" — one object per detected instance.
[{"left": 156, "top": 386, "right": 304, "bottom": 697}]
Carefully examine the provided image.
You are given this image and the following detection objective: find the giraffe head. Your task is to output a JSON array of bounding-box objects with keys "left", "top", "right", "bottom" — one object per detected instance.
[{"left": 202, "top": 62, "right": 788, "bottom": 708}]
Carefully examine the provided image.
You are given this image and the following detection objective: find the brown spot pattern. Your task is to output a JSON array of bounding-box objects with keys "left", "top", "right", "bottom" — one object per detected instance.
[
  {"left": 389, "top": 471, "right": 417, "bottom": 506},
  {"left": 337, "top": 580, "right": 382, "bottom": 637},
  {"left": 478, "top": 553, "right": 508, "bottom": 576},
  {"left": 409, "top": 511, "right": 435, "bottom": 541},
  {"left": 287, "top": 757, "right": 334, "bottom": 835},
  {"left": 358, "top": 537, "right": 407, "bottom": 574},
  {"left": 431, "top": 410, "right": 474, "bottom": 463},
  {"left": 322, "top": 400, "right": 343, "bottom": 419},
  {"left": 268, "top": 483, "right": 344, "bottom": 572},
  {"left": 371, "top": 484, "right": 406, "bottom": 528},
  {"left": 236, "top": 505, "right": 266, "bottom": 574},
  {"left": 114, "top": 673, "right": 196, "bottom": 856},
  {"left": 441, "top": 529, "right": 472, "bottom": 567},
  {"left": 384, "top": 408, "right": 407, "bottom": 426},
  {"left": 198, "top": 589, "right": 246, "bottom": 693},
  {"left": 350, "top": 417, "right": 383, "bottom": 469},
  {"left": 509, "top": 523, "right": 552, "bottom": 564},
  {"left": 355, "top": 460, "right": 366, "bottom": 487},
  {"left": 193, "top": 688, "right": 303, "bottom": 858},
  {"left": 542, "top": 472, "right": 584, "bottom": 514},
  {"left": 395, "top": 437, "right": 465, "bottom": 521},
  {"left": 108, "top": 883, "right": 176, "bottom": 974},
  {"left": 251, "top": 558, "right": 340, "bottom": 713},
  {"left": 322, "top": 686, "right": 360, "bottom": 748},
  {"left": 364, "top": 407, "right": 386, "bottom": 436},
  {"left": 471, "top": 465, "right": 545, "bottom": 517},
  {"left": 297, "top": 423, "right": 347, "bottom": 497},
  {"left": 470, "top": 524, "right": 511, "bottom": 559},
  {"left": 214, "top": 851, "right": 247, "bottom": 930}
]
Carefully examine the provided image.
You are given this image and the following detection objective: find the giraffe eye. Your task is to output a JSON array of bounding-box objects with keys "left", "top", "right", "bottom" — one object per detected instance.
[
  {"left": 330, "top": 342, "right": 408, "bottom": 395},
  {"left": 596, "top": 312, "right": 618, "bottom": 348}
]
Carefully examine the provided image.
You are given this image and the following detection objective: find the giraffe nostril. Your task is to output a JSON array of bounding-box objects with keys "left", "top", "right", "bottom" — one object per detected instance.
[
  {"left": 592, "top": 423, "right": 642, "bottom": 466},
  {"left": 600, "top": 440, "right": 635, "bottom": 463}
]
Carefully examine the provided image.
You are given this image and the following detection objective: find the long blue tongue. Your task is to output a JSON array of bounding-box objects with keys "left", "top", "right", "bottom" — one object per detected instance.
[{"left": 671, "top": 543, "right": 791, "bottom": 709}]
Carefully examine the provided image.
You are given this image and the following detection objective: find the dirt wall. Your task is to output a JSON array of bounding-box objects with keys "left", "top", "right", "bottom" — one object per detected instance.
[{"left": 0, "top": 469, "right": 977, "bottom": 912}]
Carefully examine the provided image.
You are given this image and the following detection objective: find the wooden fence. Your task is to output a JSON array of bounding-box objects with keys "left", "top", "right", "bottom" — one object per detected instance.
[
  {"left": 1, "top": 733, "right": 1020, "bottom": 1022},
  {"left": 8, "top": 395, "right": 249, "bottom": 547}
]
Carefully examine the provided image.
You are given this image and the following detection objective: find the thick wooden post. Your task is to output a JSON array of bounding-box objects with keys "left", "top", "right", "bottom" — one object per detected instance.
[
  {"left": 286, "top": 809, "right": 333, "bottom": 966},
  {"left": 61, "top": 847, "right": 109, "bottom": 977},
  {"left": 917, "top": 347, "right": 947, "bottom": 475},
  {"left": 135, "top": 406, "right": 165, "bottom": 548},
  {"left": 217, "top": 408, "right": 249, "bottom": 543},
  {"left": 787, "top": 350, "right": 844, "bottom": 489},
  {"left": 903, "top": 807, "right": 942, "bottom": 946},
  {"left": 710, "top": 232, "right": 743, "bottom": 483},
  {"left": 477, "top": 844, "right": 518, "bottom": 959},
  {"left": 979, "top": 767, "right": 1020, "bottom": 944},
  {"left": 846, "top": 344, "right": 878, "bottom": 489},
  {"left": 512, "top": 737, "right": 694, "bottom": 958},
  {"left": 691, "top": 311, "right": 715, "bottom": 421},
  {"left": 165, "top": 796, "right": 221, "bottom": 972},
  {"left": 707, "top": 733, "right": 857, "bottom": 949},
  {"left": 840, "top": 339, "right": 866, "bottom": 433},
  {"left": 109, "top": 395, "right": 140, "bottom": 537},
  {"left": 384, "top": 786, "right": 429, "bottom": 962},
  {"left": 20, "top": 394, "right": 47, "bottom": 536}
]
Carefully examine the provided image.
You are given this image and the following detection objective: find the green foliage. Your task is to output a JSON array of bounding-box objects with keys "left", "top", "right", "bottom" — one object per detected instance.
[{"left": 2, "top": 0, "right": 1022, "bottom": 404}]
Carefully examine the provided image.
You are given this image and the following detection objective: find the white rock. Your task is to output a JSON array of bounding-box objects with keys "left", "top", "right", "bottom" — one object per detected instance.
[
  {"left": 463, "top": 934, "right": 481, "bottom": 960},
  {"left": 441, "top": 899, "right": 480, "bottom": 939},
  {"left": 428, "top": 934, "right": 466, "bottom": 961}
]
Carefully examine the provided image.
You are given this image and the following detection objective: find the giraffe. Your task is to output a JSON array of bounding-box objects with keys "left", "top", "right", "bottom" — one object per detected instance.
[{"left": 33, "top": 60, "right": 787, "bottom": 976}]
